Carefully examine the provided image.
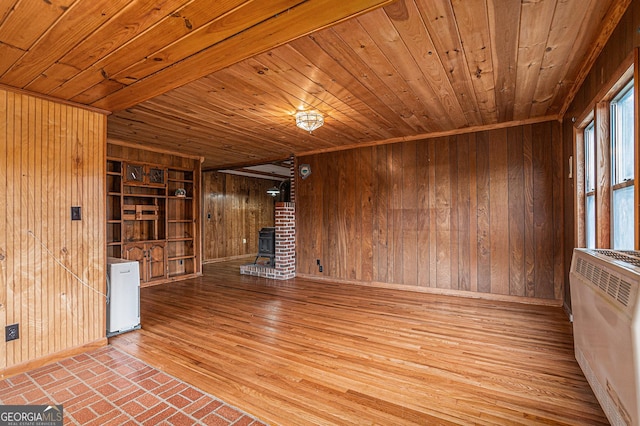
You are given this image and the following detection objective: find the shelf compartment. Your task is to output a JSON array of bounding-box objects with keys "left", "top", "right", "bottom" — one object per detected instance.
[
  {"left": 168, "top": 257, "right": 195, "bottom": 277},
  {"left": 167, "top": 239, "right": 194, "bottom": 258},
  {"left": 123, "top": 204, "right": 159, "bottom": 221}
]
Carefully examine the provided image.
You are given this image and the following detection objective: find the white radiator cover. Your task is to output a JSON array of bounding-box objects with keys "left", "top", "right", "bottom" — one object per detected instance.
[{"left": 570, "top": 249, "right": 640, "bottom": 426}]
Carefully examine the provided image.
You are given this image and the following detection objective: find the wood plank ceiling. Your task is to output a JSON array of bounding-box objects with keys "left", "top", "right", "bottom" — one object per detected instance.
[{"left": 0, "top": 0, "right": 629, "bottom": 169}]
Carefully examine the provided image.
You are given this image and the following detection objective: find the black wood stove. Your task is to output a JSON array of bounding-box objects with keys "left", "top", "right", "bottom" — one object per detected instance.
[{"left": 254, "top": 227, "right": 275, "bottom": 265}]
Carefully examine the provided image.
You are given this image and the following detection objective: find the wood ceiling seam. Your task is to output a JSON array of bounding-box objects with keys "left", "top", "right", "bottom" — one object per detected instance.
[
  {"left": 486, "top": 0, "right": 520, "bottom": 123},
  {"left": 388, "top": 1, "right": 471, "bottom": 128},
  {"left": 91, "top": 0, "right": 396, "bottom": 111},
  {"left": 414, "top": 0, "right": 483, "bottom": 126},
  {"left": 298, "top": 30, "right": 418, "bottom": 136},
  {"left": 558, "top": 0, "right": 632, "bottom": 118},
  {"left": 528, "top": 0, "right": 594, "bottom": 117},
  {"left": 449, "top": 0, "right": 498, "bottom": 125},
  {"left": 1, "top": 0, "right": 134, "bottom": 88},
  {"left": 48, "top": 0, "right": 241, "bottom": 101},
  {"left": 356, "top": 7, "right": 459, "bottom": 132},
  {"left": 513, "top": 0, "right": 558, "bottom": 120},
  {"left": 106, "top": 1, "right": 308, "bottom": 87},
  {"left": 267, "top": 38, "right": 401, "bottom": 140},
  {"left": 327, "top": 25, "right": 432, "bottom": 134},
  {"left": 331, "top": 18, "right": 437, "bottom": 132}
]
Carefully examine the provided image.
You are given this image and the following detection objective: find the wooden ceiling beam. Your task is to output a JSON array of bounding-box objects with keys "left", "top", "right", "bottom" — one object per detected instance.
[{"left": 92, "top": 0, "right": 395, "bottom": 111}]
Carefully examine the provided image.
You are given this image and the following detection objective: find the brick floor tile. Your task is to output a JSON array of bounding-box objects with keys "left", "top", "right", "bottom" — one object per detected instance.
[
  {"left": 2, "top": 346, "right": 258, "bottom": 426},
  {"left": 69, "top": 381, "right": 91, "bottom": 396},
  {"left": 3, "top": 394, "right": 27, "bottom": 405},
  {"left": 76, "top": 369, "right": 97, "bottom": 381},
  {"left": 232, "top": 415, "right": 255, "bottom": 426},
  {"left": 95, "top": 383, "right": 118, "bottom": 397},
  {"left": 23, "top": 387, "right": 47, "bottom": 401},
  {"left": 180, "top": 386, "right": 204, "bottom": 402},
  {"left": 167, "top": 393, "right": 191, "bottom": 409},
  {"left": 134, "top": 401, "right": 170, "bottom": 423},
  {"left": 143, "top": 406, "right": 178, "bottom": 425},
  {"left": 91, "top": 399, "right": 115, "bottom": 415},
  {"left": 202, "top": 413, "right": 231, "bottom": 426},
  {"left": 110, "top": 376, "right": 131, "bottom": 390},
  {"left": 216, "top": 405, "right": 243, "bottom": 422},
  {"left": 153, "top": 372, "right": 175, "bottom": 384},
  {"left": 192, "top": 400, "right": 225, "bottom": 420},
  {"left": 139, "top": 377, "right": 161, "bottom": 391},
  {"left": 135, "top": 392, "right": 161, "bottom": 409},
  {"left": 156, "top": 381, "right": 184, "bottom": 398},
  {"left": 71, "top": 407, "right": 98, "bottom": 424},
  {"left": 167, "top": 411, "right": 194, "bottom": 426},
  {"left": 113, "top": 388, "right": 146, "bottom": 406},
  {"left": 121, "top": 400, "right": 147, "bottom": 418},
  {"left": 8, "top": 374, "right": 31, "bottom": 385},
  {"left": 85, "top": 408, "right": 122, "bottom": 426},
  {"left": 64, "top": 390, "right": 103, "bottom": 409}
]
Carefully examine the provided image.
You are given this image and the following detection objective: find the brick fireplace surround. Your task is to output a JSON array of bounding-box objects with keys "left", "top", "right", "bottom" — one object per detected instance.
[{"left": 240, "top": 202, "right": 295, "bottom": 280}]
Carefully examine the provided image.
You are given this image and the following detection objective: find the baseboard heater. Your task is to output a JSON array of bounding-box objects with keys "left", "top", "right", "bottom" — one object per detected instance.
[{"left": 570, "top": 249, "right": 640, "bottom": 425}]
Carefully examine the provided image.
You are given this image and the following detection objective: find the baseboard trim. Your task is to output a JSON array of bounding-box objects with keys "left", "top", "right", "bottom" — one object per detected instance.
[
  {"left": 1, "top": 338, "right": 108, "bottom": 379},
  {"left": 295, "top": 273, "right": 563, "bottom": 307}
]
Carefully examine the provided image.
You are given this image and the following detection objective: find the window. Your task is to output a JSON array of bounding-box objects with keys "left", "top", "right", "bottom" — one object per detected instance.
[
  {"left": 584, "top": 121, "right": 596, "bottom": 249},
  {"left": 576, "top": 59, "right": 636, "bottom": 250},
  {"left": 611, "top": 83, "right": 635, "bottom": 249}
]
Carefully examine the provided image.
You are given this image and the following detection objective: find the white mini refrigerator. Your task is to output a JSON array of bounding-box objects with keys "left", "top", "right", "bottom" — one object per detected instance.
[{"left": 106, "top": 257, "right": 141, "bottom": 337}]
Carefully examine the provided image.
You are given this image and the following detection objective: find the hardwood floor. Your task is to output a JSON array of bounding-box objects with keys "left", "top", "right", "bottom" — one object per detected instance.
[{"left": 110, "top": 259, "right": 608, "bottom": 425}]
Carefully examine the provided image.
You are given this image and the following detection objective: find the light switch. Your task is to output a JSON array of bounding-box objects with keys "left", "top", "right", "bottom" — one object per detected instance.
[{"left": 71, "top": 206, "right": 81, "bottom": 221}]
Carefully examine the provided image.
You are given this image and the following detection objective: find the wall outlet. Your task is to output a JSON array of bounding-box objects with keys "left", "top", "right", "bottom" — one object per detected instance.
[
  {"left": 319, "top": 265, "right": 323, "bottom": 273},
  {"left": 243, "top": 238, "right": 247, "bottom": 244},
  {"left": 6, "top": 323, "right": 19, "bottom": 342},
  {"left": 71, "top": 206, "right": 81, "bottom": 221}
]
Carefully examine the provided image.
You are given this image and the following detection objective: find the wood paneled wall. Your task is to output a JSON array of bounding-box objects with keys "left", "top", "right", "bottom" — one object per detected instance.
[
  {"left": 0, "top": 88, "right": 106, "bottom": 374},
  {"left": 202, "top": 172, "right": 276, "bottom": 262},
  {"left": 563, "top": 0, "right": 640, "bottom": 308},
  {"left": 297, "top": 121, "right": 564, "bottom": 302}
]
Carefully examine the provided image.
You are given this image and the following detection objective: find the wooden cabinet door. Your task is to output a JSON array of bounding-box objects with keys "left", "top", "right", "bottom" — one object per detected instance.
[
  {"left": 123, "top": 243, "right": 147, "bottom": 282},
  {"left": 147, "top": 242, "right": 166, "bottom": 281}
]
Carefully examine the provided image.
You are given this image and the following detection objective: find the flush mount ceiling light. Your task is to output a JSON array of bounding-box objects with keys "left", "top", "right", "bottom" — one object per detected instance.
[{"left": 295, "top": 111, "right": 324, "bottom": 133}]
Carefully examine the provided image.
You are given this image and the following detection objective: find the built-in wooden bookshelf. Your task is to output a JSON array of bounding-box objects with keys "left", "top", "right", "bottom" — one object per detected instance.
[{"left": 106, "top": 156, "right": 201, "bottom": 286}]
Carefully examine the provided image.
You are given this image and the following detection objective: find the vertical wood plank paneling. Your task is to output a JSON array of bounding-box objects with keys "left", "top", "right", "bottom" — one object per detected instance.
[
  {"left": 475, "top": 132, "right": 491, "bottom": 293},
  {"left": 0, "top": 90, "right": 6, "bottom": 370},
  {"left": 456, "top": 134, "right": 470, "bottom": 291},
  {"left": 552, "top": 121, "right": 564, "bottom": 300},
  {"left": 201, "top": 171, "right": 276, "bottom": 262},
  {"left": 391, "top": 144, "right": 403, "bottom": 284},
  {"left": 427, "top": 139, "right": 437, "bottom": 288},
  {"left": 296, "top": 120, "right": 563, "bottom": 303},
  {"left": 533, "top": 123, "right": 555, "bottom": 299},
  {"left": 449, "top": 137, "right": 459, "bottom": 290},
  {"left": 489, "top": 129, "right": 509, "bottom": 295},
  {"left": 523, "top": 124, "right": 536, "bottom": 298},
  {"left": 1, "top": 88, "right": 106, "bottom": 374},
  {"left": 416, "top": 140, "right": 430, "bottom": 287},
  {"left": 360, "top": 148, "right": 374, "bottom": 282},
  {"left": 19, "top": 93, "right": 29, "bottom": 362},
  {"left": 468, "top": 133, "right": 478, "bottom": 293},
  {"left": 402, "top": 142, "right": 417, "bottom": 286},
  {"left": 374, "top": 145, "right": 389, "bottom": 282},
  {"left": 435, "top": 137, "right": 451, "bottom": 289},
  {"left": 507, "top": 126, "right": 525, "bottom": 297}
]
